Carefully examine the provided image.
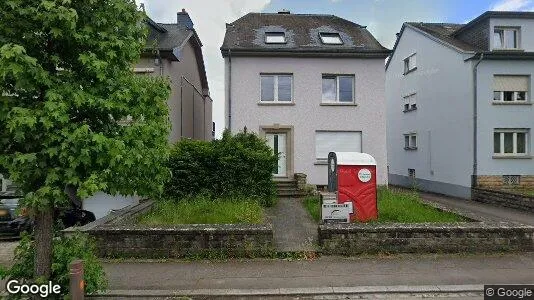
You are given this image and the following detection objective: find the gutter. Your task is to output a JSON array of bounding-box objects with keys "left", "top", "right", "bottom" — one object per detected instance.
[
  {"left": 471, "top": 53, "right": 484, "bottom": 189},
  {"left": 227, "top": 49, "right": 232, "bottom": 131}
]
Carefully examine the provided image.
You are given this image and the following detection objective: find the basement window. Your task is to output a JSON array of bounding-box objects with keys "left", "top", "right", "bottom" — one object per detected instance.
[
  {"left": 319, "top": 33, "right": 343, "bottom": 45},
  {"left": 265, "top": 32, "right": 286, "bottom": 44}
]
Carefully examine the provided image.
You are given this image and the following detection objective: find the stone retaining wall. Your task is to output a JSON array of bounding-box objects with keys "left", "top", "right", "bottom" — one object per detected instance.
[
  {"left": 65, "top": 200, "right": 274, "bottom": 258},
  {"left": 319, "top": 222, "right": 534, "bottom": 255},
  {"left": 472, "top": 188, "right": 534, "bottom": 213}
]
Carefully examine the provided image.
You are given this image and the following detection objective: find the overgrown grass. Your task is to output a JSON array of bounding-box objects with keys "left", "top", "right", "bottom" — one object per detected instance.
[
  {"left": 138, "top": 195, "right": 265, "bottom": 225},
  {"left": 303, "top": 187, "right": 466, "bottom": 223}
]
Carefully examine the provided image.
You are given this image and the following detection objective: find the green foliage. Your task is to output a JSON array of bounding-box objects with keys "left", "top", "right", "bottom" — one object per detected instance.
[
  {"left": 0, "top": 0, "right": 170, "bottom": 210},
  {"left": 166, "top": 129, "right": 278, "bottom": 206},
  {"left": 376, "top": 187, "right": 466, "bottom": 223},
  {"left": 0, "top": 232, "right": 107, "bottom": 297},
  {"left": 303, "top": 195, "right": 321, "bottom": 222},
  {"left": 138, "top": 195, "right": 265, "bottom": 225},
  {"left": 302, "top": 187, "right": 466, "bottom": 223}
]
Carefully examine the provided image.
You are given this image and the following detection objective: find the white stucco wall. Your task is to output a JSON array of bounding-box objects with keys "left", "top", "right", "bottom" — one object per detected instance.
[
  {"left": 226, "top": 56, "right": 387, "bottom": 185},
  {"left": 476, "top": 60, "right": 534, "bottom": 175},
  {"left": 386, "top": 26, "right": 474, "bottom": 193}
]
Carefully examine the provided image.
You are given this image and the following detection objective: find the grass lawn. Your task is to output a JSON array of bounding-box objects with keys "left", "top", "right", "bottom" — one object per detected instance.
[
  {"left": 138, "top": 196, "right": 265, "bottom": 225},
  {"left": 495, "top": 187, "right": 534, "bottom": 197},
  {"left": 304, "top": 187, "right": 466, "bottom": 223}
]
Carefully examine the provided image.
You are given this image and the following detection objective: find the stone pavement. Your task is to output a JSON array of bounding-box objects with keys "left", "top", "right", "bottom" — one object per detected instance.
[
  {"left": 265, "top": 197, "right": 318, "bottom": 252},
  {"left": 418, "top": 191, "right": 534, "bottom": 225}
]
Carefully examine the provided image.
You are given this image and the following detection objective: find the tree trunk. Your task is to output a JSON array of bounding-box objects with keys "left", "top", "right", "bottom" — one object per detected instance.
[{"left": 33, "top": 208, "right": 54, "bottom": 280}]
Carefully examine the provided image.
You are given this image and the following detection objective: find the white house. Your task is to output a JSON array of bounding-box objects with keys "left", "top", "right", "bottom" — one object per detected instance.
[
  {"left": 221, "top": 11, "right": 390, "bottom": 185},
  {"left": 386, "top": 11, "right": 534, "bottom": 198}
]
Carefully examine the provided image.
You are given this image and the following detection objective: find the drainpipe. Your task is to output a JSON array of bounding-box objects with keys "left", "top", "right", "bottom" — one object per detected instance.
[
  {"left": 227, "top": 49, "right": 232, "bottom": 131},
  {"left": 472, "top": 53, "right": 484, "bottom": 189}
]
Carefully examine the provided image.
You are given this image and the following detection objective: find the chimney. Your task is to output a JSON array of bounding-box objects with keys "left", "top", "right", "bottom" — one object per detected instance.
[
  {"left": 278, "top": 9, "right": 290, "bottom": 14},
  {"left": 177, "top": 8, "right": 194, "bottom": 29}
]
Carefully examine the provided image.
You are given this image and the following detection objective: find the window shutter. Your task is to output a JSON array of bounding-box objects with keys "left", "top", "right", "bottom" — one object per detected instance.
[
  {"left": 493, "top": 75, "right": 529, "bottom": 91},
  {"left": 315, "top": 131, "right": 362, "bottom": 159}
]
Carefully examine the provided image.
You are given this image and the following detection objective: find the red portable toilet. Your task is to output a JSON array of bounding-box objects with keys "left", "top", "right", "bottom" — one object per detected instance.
[{"left": 327, "top": 152, "right": 378, "bottom": 222}]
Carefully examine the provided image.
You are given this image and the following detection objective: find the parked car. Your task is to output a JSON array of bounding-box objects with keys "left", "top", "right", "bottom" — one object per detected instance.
[{"left": 0, "top": 198, "right": 96, "bottom": 238}]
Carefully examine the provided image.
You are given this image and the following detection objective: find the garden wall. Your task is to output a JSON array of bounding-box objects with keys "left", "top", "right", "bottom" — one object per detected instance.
[
  {"left": 318, "top": 222, "right": 534, "bottom": 255},
  {"left": 472, "top": 188, "right": 534, "bottom": 213},
  {"left": 65, "top": 200, "right": 274, "bottom": 258}
]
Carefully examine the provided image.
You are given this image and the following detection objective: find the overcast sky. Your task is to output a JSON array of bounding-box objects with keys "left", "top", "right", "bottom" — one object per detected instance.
[{"left": 135, "top": 0, "right": 534, "bottom": 138}]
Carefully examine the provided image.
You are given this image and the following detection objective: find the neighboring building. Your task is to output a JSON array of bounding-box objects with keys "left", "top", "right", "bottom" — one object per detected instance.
[
  {"left": 84, "top": 10, "right": 213, "bottom": 218},
  {"left": 221, "top": 11, "right": 390, "bottom": 185},
  {"left": 386, "top": 11, "right": 534, "bottom": 198}
]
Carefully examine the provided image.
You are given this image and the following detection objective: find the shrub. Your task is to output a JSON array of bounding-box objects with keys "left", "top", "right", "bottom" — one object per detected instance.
[
  {"left": 0, "top": 232, "right": 107, "bottom": 298},
  {"left": 166, "top": 129, "right": 278, "bottom": 206}
]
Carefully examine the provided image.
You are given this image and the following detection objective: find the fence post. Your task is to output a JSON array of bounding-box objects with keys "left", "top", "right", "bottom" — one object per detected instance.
[{"left": 69, "top": 260, "right": 84, "bottom": 300}]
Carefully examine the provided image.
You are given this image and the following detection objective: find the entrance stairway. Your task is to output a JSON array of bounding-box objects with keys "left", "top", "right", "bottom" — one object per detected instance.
[{"left": 275, "top": 180, "right": 307, "bottom": 198}]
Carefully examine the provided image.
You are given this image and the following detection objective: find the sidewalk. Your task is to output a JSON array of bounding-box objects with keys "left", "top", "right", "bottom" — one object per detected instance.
[
  {"left": 101, "top": 252, "right": 534, "bottom": 293},
  {"left": 418, "top": 191, "right": 534, "bottom": 225}
]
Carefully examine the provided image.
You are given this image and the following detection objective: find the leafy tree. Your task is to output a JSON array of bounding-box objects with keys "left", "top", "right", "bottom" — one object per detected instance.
[{"left": 0, "top": 0, "right": 170, "bottom": 280}]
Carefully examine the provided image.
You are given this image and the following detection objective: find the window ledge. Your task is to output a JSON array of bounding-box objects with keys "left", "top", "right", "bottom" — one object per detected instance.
[
  {"left": 403, "top": 107, "right": 418, "bottom": 112},
  {"left": 492, "top": 101, "right": 532, "bottom": 105},
  {"left": 491, "top": 48, "right": 524, "bottom": 52},
  {"left": 403, "top": 67, "right": 417, "bottom": 75},
  {"left": 258, "top": 101, "right": 295, "bottom": 106},
  {"left": 320, "top": 102, "right": 357, "bottom": 106},
  {"left": 314, "top": 160, "right": 328, "bottom": 165},
  {"left": 492, "top": 155, "right": 532, "bottom": 159},
  {"left": 404, "top": 147, "right": 418, "bottom": 151}
]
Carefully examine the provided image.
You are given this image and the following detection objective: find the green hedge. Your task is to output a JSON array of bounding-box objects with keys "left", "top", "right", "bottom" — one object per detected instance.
[{"left": 165, "top": 130, "right": 278, "bottom": 206}]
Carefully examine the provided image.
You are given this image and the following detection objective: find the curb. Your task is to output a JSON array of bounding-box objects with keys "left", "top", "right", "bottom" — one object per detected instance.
[{"left": 90, "top": 284, "right": 484, "bottom": 297}]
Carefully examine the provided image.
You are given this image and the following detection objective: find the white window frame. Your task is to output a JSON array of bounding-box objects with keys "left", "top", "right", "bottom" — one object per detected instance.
[
  {"left": 403, "top": 93, "right": 417, "bottom": 112},
  {"left": 321, "top": 74, "right": 355, "bottom": 103},
  {"left": 319, "top": 32, "right": 343, "bottom": 45},
  {"left": 493, "top": 27, "right": 520, "bottom": 50},
  {"left": 493, "top": 91, "right": 528, "bottom": 103},
  {"left": 493, "top": 129, "right": 529, "bottom": 157},
  {"left": 403, "top": 53, "right": 417, "bottom": 74},
  {"left": 260, "top": 74, "right": 293, "bottom": 102},
  {"left": 404, "top": 132, "right": 417, "bottom": 150},
  {"left": 265, "top": 32, "right": 286, "bottom": 44}
]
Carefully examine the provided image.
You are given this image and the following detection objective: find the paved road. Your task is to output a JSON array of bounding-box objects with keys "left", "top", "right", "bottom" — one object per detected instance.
[
  {"left": 102, "top": 253, "right": 534, "bottom": 291},
  {"left": 418, "top": 191, "right": 534, "bottom": 225},
  {"left": 265, "top": 197, "right": 317, "bottom": 252}
]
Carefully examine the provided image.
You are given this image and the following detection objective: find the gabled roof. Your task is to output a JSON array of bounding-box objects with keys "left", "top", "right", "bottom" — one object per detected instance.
[
  {"left": 221, "top": 12, "right": 390, "bottom": 58},
  {"left": 143, "top": 16, "right": 209, "bottom": 94},
  {"left": 406, "top": 23, "right": 481, "bottom": 52}
]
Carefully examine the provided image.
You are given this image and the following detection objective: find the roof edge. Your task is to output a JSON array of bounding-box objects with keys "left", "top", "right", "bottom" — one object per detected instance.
[
  {"left": 221, "top": 48, "right": 391, "bottom": 58},
  {"left": 453, "top": 11, "right": 534, "bottom": 36}
]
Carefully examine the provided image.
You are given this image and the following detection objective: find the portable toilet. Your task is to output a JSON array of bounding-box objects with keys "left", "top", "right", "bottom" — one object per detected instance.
[{"left": 327, "top": 152, "right": 378, "bottom": 222}]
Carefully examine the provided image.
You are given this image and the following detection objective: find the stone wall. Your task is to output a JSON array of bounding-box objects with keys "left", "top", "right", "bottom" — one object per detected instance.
[
  {"left": 472, "top": 188, "right": 534, "bottom": 213},
  {"left": 319, "top": 222, "right": 534, "bottom": 255},
  {"left": 65, "top": 200, "right": 274, "bottom": 258},
  {"left": 477, "top": 175, "right": 534, "bottom": 188}
]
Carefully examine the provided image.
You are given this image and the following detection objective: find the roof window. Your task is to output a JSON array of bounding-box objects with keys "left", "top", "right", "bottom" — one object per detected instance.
[
  {"left": 319, "top": 32, "right": 343, "bottom": 45},
  {"left": 265, "top": 32, "right": 286, "bottom": 44}
]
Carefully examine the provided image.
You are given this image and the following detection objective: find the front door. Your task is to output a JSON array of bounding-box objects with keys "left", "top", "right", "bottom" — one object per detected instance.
[{"left": 266, "top": 133, "right": 287, "bottom": 177}]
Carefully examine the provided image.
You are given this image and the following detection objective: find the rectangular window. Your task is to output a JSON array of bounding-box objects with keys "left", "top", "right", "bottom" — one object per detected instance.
[
  {"left": 319, "top": 33, "right": 343, "bottom": 45},
  {"left": 493, "top": 28, "right": 519, "bottom": 49},
  {"left": 493, "top": 75, "right": 529, "bottom": 103},
  {"left": 408, "top": 168, "right": 416, "bottom": 178},
  {"left": 493, "top": 129, "right": 529, "bottom": 156},
  {"left": 403, "top": 93, "right": 417, "bottom": 112},
  {"left": 315, "top": 131, "right": 362, "bottom": 161},
  {"left": 260, "top": 74, "right": 293, "bottom": 102},
  {"left": 404, "top": 133, "right": 417, "bottom": 150},
  {"left": 403, "top": 53, "right": 416, "bottom": 74},
  {"left": 265, "top": 32, "right": 286, "bottom": 44},
  {"left": 322, "top": 75, "right": 354, "bottom": 103}
]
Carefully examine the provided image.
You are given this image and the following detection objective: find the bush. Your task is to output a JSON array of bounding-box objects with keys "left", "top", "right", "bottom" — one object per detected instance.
[
  {"left": 0, "top": 232, "right": 107, "bottom": 298},
  {"left": 166, "top": 129, "right": 278, "bottom": 206}
]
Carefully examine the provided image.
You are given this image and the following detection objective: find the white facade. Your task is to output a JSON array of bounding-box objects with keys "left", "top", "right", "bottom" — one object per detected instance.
[
  {"left": 226, "top": 56, "right": 388, "bottom": 185},
  {"left": 386, "top": 14, "right": 534, "bottom": 198}
]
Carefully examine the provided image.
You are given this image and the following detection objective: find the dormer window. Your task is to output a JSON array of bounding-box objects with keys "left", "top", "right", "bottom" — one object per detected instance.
[
  {"left": 494, "top": 27, "right": 519, "bottom": 49},
  {"left": 265, "top": 32, "right": 286, "bottom": 44},
  {"left": 319, "top": 33, "right": 343, "bottom": 45}
]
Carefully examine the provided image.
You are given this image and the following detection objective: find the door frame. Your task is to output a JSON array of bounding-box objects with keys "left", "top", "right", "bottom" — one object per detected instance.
[{"left": 260, "top": 124, "right": 294, "bottom": 180}]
